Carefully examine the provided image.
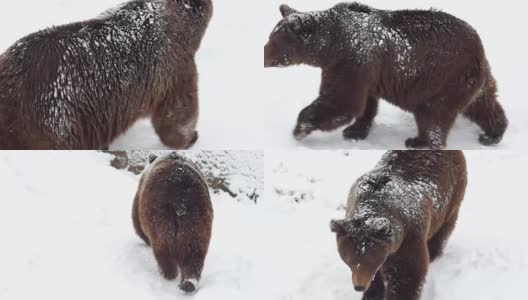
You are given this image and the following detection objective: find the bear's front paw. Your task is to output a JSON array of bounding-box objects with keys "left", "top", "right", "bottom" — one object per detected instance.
[
  {"left": 479, "top": 133, "right": 502, "bottom": 146},
  {"left": 293, "top": 123, "right": 315, "bottom": 140},
  {"left": 405, "top": 137, "right": 430, "bottom": 149},
  {"left": 343, "top": 122, "right": 370, "bottom": 141}
]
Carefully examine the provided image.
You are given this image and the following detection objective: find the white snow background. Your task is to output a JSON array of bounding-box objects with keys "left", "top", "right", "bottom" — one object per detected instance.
[
  {"left": 262, "top": 0, "right": 528, "bottom": 149},
  {"left": 0, "top": 150, "right": 526, "bottom": 299}
]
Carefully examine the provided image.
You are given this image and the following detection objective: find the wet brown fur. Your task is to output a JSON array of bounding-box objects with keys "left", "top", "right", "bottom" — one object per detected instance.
[
  {"left": 0, "top": 0, "right": 212, "bottom": 149},
  {"left": 265, "top": 3, "right": 508, "bottom": 149},
  {"left": 331, "top": 151, "right": 467, "bottom": 300},
  {"left": 132, "top": 154, "right": 213, "bottom": 292}
]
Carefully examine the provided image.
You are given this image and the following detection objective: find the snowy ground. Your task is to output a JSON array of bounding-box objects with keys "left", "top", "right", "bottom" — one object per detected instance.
[
  {"left": 0, "top": 151, "right": 526, "bottom": 299},
  {"left": 263, "top": 0, "right": 528, "bottom": 149},
  {"left": 0, "top": 0, "right": 267, "bottom": 150}
]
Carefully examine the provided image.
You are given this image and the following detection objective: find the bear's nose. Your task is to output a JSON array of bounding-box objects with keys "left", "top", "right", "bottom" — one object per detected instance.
[{"left": 354, "top": 286, "right": 366, "bottom": 292}]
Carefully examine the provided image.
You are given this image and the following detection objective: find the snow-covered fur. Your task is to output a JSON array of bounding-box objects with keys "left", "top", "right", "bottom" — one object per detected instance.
[
  {"left": 132, "top": 152, "right": 213, "bottom": 293},
  {"left": 330, "top": 150, "right": 467, "bottom": 300},
  {"left": 0, "top": 0, "right": 212, "bottom": 149},
  {"left": 264, "top": 2, "right": 508, "bottom": 149}
]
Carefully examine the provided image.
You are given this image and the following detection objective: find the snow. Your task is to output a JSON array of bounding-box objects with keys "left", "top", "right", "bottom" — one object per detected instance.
[
  {"left": 0, "top": 151, "right": 526, "bottom": 299},
  {"left": 263, "top": 0, "right": 528, "bottom": 149},
  {"left": 133, "top": 150, "right": 264, "bottom": 202}
]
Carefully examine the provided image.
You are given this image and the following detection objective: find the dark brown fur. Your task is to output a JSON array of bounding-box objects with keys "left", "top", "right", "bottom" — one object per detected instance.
[
  {"left": 264, "top": 3, "right": 508, "bottom": 149},
  {"left": 0, "top": 0, "right": 212, "bottom": 149},
  {"left": 132, "top": 153, "right": 213, "bottom": 293},
  {"left": 330, "top": 150, "right": 466, "bottom": 300}
]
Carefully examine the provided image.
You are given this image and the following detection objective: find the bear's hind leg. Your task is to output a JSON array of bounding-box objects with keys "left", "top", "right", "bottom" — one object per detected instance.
[
  {"left": 385, "top": 240, "right": 428, "bottom": 300},
  {"left": 152, "top": 65, "right": 199, "bottom": 149},
  {"left": 132, "top": 192, "right": 150, "bottom": 245},
  {"left": 362, "top": 271, "right": 385, "bottom": 300},
  {"left": 406, "top": 104, "right": 457, "bottom": 150},
  {"left": 177, "top": 235, "right": 210, "bottom": 293},
  {"left": 343, "top": 97, "right": 379, "bottom": 141},
  {"left": 463, "top": 78, "right": 508, "bottom": 146},
  {"left": 152, "top": 239, "right": 178, "bottom": 280}
]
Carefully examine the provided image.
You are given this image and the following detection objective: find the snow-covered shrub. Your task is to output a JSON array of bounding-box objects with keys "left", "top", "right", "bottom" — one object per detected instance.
[{"left": 104, "top": 151, "right": 263, "bottom": 203}]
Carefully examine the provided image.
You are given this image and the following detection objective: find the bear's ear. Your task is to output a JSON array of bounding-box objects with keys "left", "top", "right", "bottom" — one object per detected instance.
[
  {"left": 168, "top": 152, "right": 182, "bottom": 160},
  {"left": 366, "top": 217, "right": 392, "bottom": 239},
  {"left": 148, "top": 154, "right": 158, "bottom": 164},
  {"left": 330, "top": 219, "right": 347, "bottom": 234},
  {"left": 280, "top": 4, "right": 298, "bottom": 17}
]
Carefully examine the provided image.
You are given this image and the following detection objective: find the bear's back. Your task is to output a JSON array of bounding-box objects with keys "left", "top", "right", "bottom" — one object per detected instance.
[
  {"left": 349, "top": 151, "right": 466, "bottom": 226},
  {"left": 382, "top": 9, "right": 482, "bottom": 53},
  {"left": 140, "top": 156, "right": 212, "bottom": 219},
  {"left": 0, "top": 1, "right": 170, "bottom": 147}
]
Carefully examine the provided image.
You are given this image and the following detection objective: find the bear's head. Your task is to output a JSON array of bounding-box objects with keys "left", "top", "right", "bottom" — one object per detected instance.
[
  {"left": 264, "top": 5, "right": 333, "bottom": 68},
  {"left": 330, "top": 216, "right": 396, "bottom": 292},
  {"left": 165, "top": 0, "right": 213, "bottom": 49},
  {"left": 178, "top": 0, "right": 213, "bottom": 18}
]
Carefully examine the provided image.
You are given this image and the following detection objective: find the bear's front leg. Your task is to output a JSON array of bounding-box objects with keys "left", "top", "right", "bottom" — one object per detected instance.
[
  {"left": 152, "top": 64, "right": 200, "bottom": 149},
  {"left": 294, "top": 64, "right": 372, "bottom": 140},
  {"left": 406, "top": 103, "right": 458, "bottom": 150},
  {"left": 362, "top": 271, "right": 385, "bottom": 300},
  {"left": 384, "top": 242, "right": 429, "bottom": 300},
  {"left": 293, "top": 98, "right": 353, "bottom": 140},
  {"left": 343, "top": 97, "right": 379, "bottom": 141},
  {"left": 151, "top": 239, "right": 178, "bottom": 280}
]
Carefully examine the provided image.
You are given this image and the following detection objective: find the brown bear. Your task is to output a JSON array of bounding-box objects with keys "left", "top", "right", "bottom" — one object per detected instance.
[
  {"left": 0, "top": 0, "right": 213, "bottom": 149},
  {"left": 132, "top": 152, "right": 213, "bottom": 293},
  {"left": 264, "top": 3, "right": 508, "bottom": 149},
  {"left": 330, "top": 150, "right": 466, "bottom": 300}
]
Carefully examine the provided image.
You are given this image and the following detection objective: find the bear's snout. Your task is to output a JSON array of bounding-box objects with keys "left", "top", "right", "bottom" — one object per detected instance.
[
  {"left": 354, "top": 286, "right": 366, "bottom": 292},
  {"left": 352, "top": 270, "right": 373, "bottom": 292}
]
